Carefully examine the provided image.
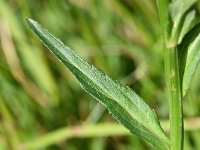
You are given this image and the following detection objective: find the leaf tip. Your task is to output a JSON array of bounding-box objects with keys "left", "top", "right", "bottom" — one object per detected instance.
[
  {"left": 26, "top": 17, "right": 35, "bottom": 26},
  {"left": 26, "top": 18, "right": 39, "bottom": 30}
]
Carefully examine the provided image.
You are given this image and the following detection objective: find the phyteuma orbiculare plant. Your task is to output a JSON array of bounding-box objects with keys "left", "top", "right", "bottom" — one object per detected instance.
[{"left": 26, "top": 1, "right": 200, "bottom": 149}]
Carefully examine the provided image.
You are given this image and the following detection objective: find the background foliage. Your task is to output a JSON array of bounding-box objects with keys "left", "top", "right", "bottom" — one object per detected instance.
[{"left": 0, "top": 0, "right": 200, "bottom": 149}]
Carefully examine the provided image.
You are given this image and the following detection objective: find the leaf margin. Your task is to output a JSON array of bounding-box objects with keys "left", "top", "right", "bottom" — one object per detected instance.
[{"left": 26, "top": 18, "right": 170, "bottom": 149}]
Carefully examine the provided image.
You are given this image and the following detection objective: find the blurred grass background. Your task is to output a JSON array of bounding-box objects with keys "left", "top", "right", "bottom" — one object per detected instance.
[{"left": 0, "top": 0, "right": 200, "bottom": 149}]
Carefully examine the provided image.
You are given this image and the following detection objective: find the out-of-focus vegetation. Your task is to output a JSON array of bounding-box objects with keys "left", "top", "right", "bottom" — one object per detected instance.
[{"left": 0, "top": 0, "right": 200, "bottom": 150}]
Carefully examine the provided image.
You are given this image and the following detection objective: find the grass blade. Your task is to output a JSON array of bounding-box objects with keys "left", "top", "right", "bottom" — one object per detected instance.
[
  {"left": 22, "top": 118, "right": 200, "bottom": 150},
  {"left": 26, "top": 18, "right": 169, "bottom": 149}
]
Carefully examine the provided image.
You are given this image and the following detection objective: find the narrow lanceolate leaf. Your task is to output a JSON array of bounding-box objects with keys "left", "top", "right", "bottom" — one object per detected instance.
[
  {"left": 169, "top": 0, "right": 197, "bottom": 45},
  {"left": 178, "top": 23, "right": 200, "bottom": 96},
  {"left": 178, "top": 10, "right": 196, "bottom": 44},
  {"left": 169, "top": 0, "right": 197, "bottom": 24},
  {"left": 26, "top": 18, "right": 169, "bottom": 149}
]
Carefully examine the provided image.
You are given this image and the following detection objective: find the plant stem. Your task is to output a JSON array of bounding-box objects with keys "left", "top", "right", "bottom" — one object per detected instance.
[{"left": 165, "top": 45, "right": 183, "bottom": 150}]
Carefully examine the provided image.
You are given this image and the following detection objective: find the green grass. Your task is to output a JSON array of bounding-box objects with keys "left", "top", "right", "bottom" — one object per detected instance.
[{"left": 0, "top": 0, "right": 200, "bottom": 150}]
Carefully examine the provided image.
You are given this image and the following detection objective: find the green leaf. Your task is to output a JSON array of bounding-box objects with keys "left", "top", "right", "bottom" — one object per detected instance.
[
  {"left": 178, "top": 10, "right": 196, "bottom": 44},
  {"left": 26, "top": 18, "right": 169, "bottom": 149},
  {"left": 169, "top": 0, "right": 196, "bottom": 23},
  {"left": 178, "top": 23, "right": 200, "bottom": 96},
  {"left": 169, "top": 0, "right": 197, "bottom": 45}
]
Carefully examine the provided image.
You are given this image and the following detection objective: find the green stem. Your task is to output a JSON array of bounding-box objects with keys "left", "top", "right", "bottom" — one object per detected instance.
[{"left": 165, "top": 46, "right": 183, "bottom": 150}]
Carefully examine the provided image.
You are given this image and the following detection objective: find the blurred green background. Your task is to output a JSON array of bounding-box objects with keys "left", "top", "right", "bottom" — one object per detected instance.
[{"left": 0, "top": 0, "right": 200, "bottom": 149}]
